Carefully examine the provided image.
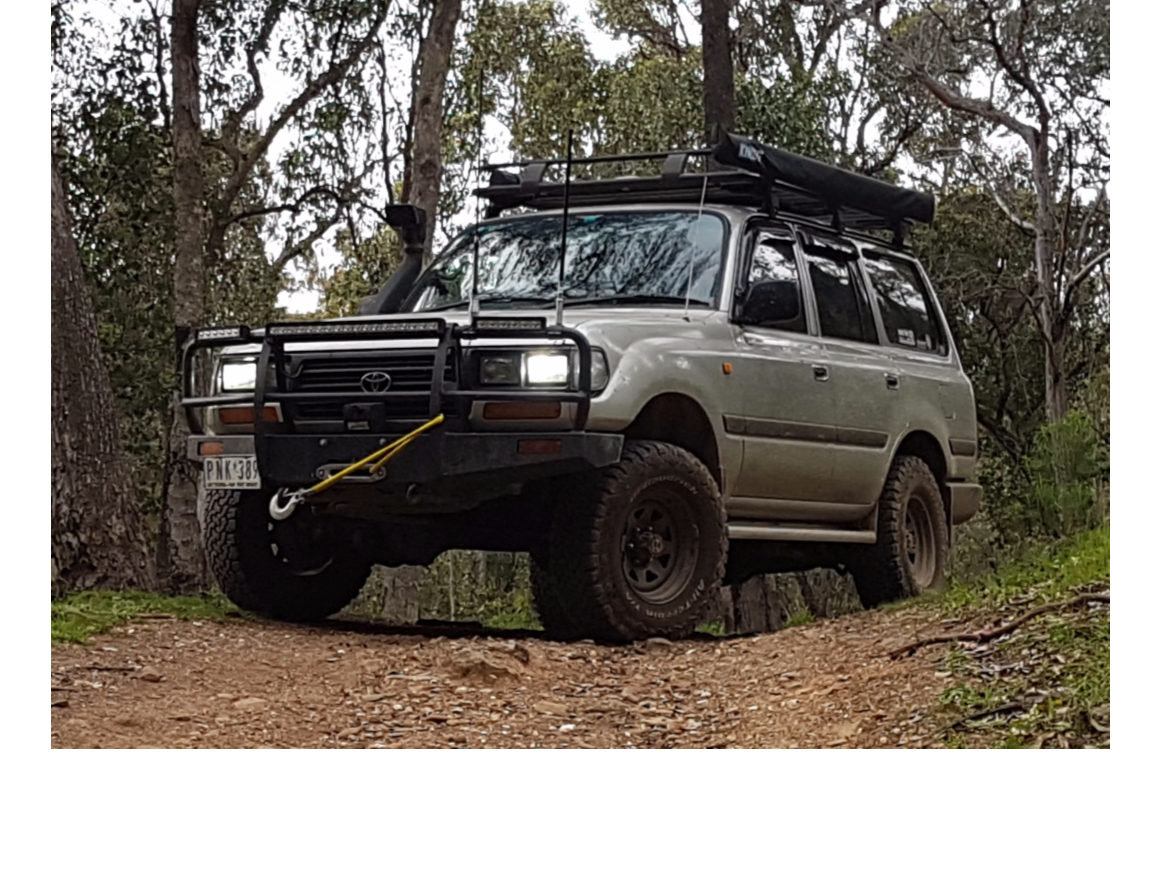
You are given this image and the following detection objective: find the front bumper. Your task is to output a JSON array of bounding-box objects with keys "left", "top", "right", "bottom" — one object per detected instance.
[{"left": 188, "top": 431, "right": 624, "bottom": 489}]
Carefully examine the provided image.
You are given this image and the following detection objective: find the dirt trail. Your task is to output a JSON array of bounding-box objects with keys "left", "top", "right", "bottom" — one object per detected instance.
[{"left": 51, "top": 606, "right": 964, "bottom": 749}]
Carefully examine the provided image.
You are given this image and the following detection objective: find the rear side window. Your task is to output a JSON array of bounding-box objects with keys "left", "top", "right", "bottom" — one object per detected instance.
[
  {"left": 803, "top": 248, "right": 878, "bottom": 344},
  {"left": 865, "top": 256, "right": 948, "bottom": 354}
]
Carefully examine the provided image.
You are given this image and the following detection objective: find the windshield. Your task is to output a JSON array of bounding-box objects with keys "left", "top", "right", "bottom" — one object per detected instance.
[{"left": 407, "top": 211, "right": 726, "bottom": 312}]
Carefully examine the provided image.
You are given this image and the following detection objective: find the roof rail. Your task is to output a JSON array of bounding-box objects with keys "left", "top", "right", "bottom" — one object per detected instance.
[{"left": 473, "top": 133, "right": 935, "bottom": 244}]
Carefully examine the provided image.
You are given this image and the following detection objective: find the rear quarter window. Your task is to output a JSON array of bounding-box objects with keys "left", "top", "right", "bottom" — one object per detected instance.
[{"left": 864, "top": 256, "right": 948, "bottom": 355}]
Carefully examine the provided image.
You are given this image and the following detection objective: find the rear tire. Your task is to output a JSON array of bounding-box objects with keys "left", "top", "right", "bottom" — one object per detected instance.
[
  {"left": 202, "top": 489, "right": 372, "bottom": 622},
  {"left": 536, "top": 441, "right": 727, "bottom": 642},
  {"left": 851, "top": 455, "right": 949, "bottom": 608}
]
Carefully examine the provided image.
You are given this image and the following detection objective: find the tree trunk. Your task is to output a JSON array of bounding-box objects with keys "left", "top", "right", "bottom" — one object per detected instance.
[
  {"left": 405, "top": 0, "right": 463, "bottom": 261},
  {"left": 700, "top": 0, "right": 735, "bottom": 142},
  {"left": 52, "top": 160, "right": 156, "bottom": 598},
  {"left": 1029, "top": 130, "right": 1068, "bottom": 422},
  {"left": 157, "top": 0, "right": 209, "bottom": 594}
]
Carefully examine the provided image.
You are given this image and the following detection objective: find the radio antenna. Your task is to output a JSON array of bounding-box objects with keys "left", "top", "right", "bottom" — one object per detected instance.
[
  {"left": 470, "top": 68, "right": 485, "bottom": 319},
  {"left": 679, "top": 172, "right": 707, "bottom": 323},
  {"left": 554, "top": 130, "right": 572, "bottom": 330}
]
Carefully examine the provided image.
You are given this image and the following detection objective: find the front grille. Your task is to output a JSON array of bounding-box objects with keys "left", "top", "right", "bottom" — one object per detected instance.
[
  {"left": 285, "top": 351, "right": 456, "bottom": 423},
  {"left": 294, "top": 353, "right": 448, "bottom": 392}
]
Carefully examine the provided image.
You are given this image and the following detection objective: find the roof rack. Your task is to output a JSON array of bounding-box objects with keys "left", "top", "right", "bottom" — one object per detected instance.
[{"left": 473, "top": 132, "right": 935, "bottom": 246}]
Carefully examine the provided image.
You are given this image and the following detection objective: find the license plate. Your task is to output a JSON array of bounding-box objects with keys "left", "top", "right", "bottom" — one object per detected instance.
[{"left": 203, "top": 455, "right": 261, "bottom": 490}]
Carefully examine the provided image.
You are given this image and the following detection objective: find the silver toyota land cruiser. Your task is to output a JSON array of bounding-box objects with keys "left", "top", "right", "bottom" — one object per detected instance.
[{"left": 184, "top": 133, "right": 981, "bottom": 642}]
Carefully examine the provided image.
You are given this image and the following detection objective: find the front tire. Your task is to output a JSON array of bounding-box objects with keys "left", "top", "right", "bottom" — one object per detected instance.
[
  {"left": 202, "top": 489, "right": 372, "bottom": 622},
  {"left": 535, "top": 441, "right": 727, "bottom": 642},
  {"left": 852, "top": 455, "right": 949, "bottom": 608}
]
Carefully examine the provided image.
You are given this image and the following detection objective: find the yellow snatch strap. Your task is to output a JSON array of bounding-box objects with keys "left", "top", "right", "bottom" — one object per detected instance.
[
  {"left": 307, "top": 413, "right": 445, "bottom": 496},
  {"left": 269, "top": 413, "right": 445, "bottom": 520}
]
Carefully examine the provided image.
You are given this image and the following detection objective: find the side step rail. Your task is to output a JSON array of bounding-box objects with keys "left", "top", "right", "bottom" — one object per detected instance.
[{"left": 727, "top": 522, "right": 876, "bottom": 544}]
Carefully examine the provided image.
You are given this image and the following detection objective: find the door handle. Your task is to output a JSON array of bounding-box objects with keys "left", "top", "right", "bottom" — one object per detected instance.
[
  {"left": 885, "top": 373, "right": 900, "bottom": 389},
  {"left": 812, "top": 364, "right": 830, "bottom": 382}
]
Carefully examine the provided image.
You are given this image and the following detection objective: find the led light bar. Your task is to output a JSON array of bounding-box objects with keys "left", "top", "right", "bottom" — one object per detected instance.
[
  {"left": 197, "top": 326, "right": 250, "bottom": 341},
  {"left": 266, "top": 320, "right": 444, "bottom": 337},
  {"left": 471, "top": 317, "right": 548, "bottom": 332}
]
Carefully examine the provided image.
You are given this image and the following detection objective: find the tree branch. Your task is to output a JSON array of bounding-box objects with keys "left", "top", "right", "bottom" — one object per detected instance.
[
  {"left": 990, "top": 188, "right": 1036, "bottom": 235},
  {"left": 224, "top": 185, "right": 341, "bottom": 229},
  {"left": 867, "top": 5, "right": 1034, "bottom": 141},
  {"left": 888, "top": 590, "right": 1109, "bottom": 659},
  {"left": 1065, "top": 248, "right": 1110, "bottom": 297},
  {"left": 270, "top": 205, "right": 345, "bottom": 275},
  {"left": 974, "top": 405, "right": 1026, "bottom": 468},
  {"left": 977, "top": 0, "right": 1051, "bottom": 128},
  {"left": 210, "top": 4, "right": 389, "bottom": 255}
]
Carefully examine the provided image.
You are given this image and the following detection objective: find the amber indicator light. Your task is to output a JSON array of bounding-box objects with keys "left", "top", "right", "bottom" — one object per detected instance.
[
  {"left": 482, "top": 401, "right": 562, "bottom": 420},
  {"left": 518, "top": 439, "right": 563, "bottom": 455}
]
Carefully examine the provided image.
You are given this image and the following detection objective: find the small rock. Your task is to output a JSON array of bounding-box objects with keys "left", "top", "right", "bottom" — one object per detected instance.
[
  {"left": 644, "top": 637, "right": 674, "bottom": 652},
  {"left": 233, "top": 697, "right": 267, "bottom": 711},
  {"left": 138, "top": 667, "right": 163, "bottom": 683},
  {"left": 336, "top": 727, "right": 361, "bottom": 739},
  {"left": 533, "top": 701, "right": 570, "bottom": 717},
  {"left": 448, "top": 652, "right": 522, "bottom": 685},
  {"left": 487, "top": 640, "right": 532, "bottom": 665}
]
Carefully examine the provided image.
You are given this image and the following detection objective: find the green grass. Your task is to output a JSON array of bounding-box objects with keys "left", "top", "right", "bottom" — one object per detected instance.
[
  {"left": 932, "top": 524, "right": 1110, "bottom": 748},
  {"left": 696, "top": 619, "right": 726, "bottom": 637},
  {"left": 481, "top": 609, "right": 541, "bottom": 631},
  {"left": 783, "top": 607, "right": 816, "bottom": 628},
  {"left": 943, "top": 525, "right": 1109, "bottom": 613},
  {"left": 52, "top": 590, "right": 243, "bottom": 645}
]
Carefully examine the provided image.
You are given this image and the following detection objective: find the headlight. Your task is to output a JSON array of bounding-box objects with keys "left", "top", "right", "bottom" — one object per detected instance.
[
  {"left": 480, "top": 353, "right": 522, "bottom": 386},
  {"left": 524, "top": 351, "right": 571, "bottom": 387},
  {"left": 217, "top": 356, "right": 276, "bottom": 393},
  {"left": 219, "top": 357, "right": 258, "bottom": 392},
  {"left": 589, "top": 349, "right": 609, "bottom": 391},
  {"left": 476, "top": 348, "right": 609, "bottom": 391}
]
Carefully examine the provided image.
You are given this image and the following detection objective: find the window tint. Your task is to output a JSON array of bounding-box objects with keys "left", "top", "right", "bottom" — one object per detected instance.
[
  {"left": 865, "top": 256, "right": 947, "bottom": 354},
  {"left": 742, "top": 235, "right": 807, "bottom": 333},
  {"left": 804, "top": 249, "right": 878, "bottom": 344}
]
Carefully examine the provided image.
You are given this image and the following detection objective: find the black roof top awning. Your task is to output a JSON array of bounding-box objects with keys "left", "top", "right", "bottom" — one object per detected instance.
[{"left": 712, "top": 132, "right": 935, "bottom": 225}]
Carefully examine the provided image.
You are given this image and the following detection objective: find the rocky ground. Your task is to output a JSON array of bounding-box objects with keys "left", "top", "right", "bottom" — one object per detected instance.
[{"left": 51, "top": 604, "right": 971, "bottom": 749}]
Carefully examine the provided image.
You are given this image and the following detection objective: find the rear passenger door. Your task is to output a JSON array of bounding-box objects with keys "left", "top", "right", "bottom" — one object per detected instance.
[{"left": 799, "top": 233, "right": 898, "bottom": 509}]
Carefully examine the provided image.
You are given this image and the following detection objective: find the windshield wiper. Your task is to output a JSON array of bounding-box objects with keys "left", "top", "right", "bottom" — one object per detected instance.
[
  {"left": 425, "top": 294, "right": 556, "bottom": 312},
  {"left": 561, "top": 295, "right": 712, "bottom": 308}
]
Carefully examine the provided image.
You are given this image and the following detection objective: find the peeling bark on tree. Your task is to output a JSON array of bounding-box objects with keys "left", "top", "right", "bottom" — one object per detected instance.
[
  {"left": 405, "top": 0, "right": 463, "bottom": 261},
  {"left": 52, "top": 159, "right": 156, "bottom": 598}
]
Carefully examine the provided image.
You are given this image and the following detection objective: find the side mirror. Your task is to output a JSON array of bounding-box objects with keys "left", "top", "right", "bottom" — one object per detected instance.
[{"left": 738, "top": 280, "right": 802, "bottom": 327}]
